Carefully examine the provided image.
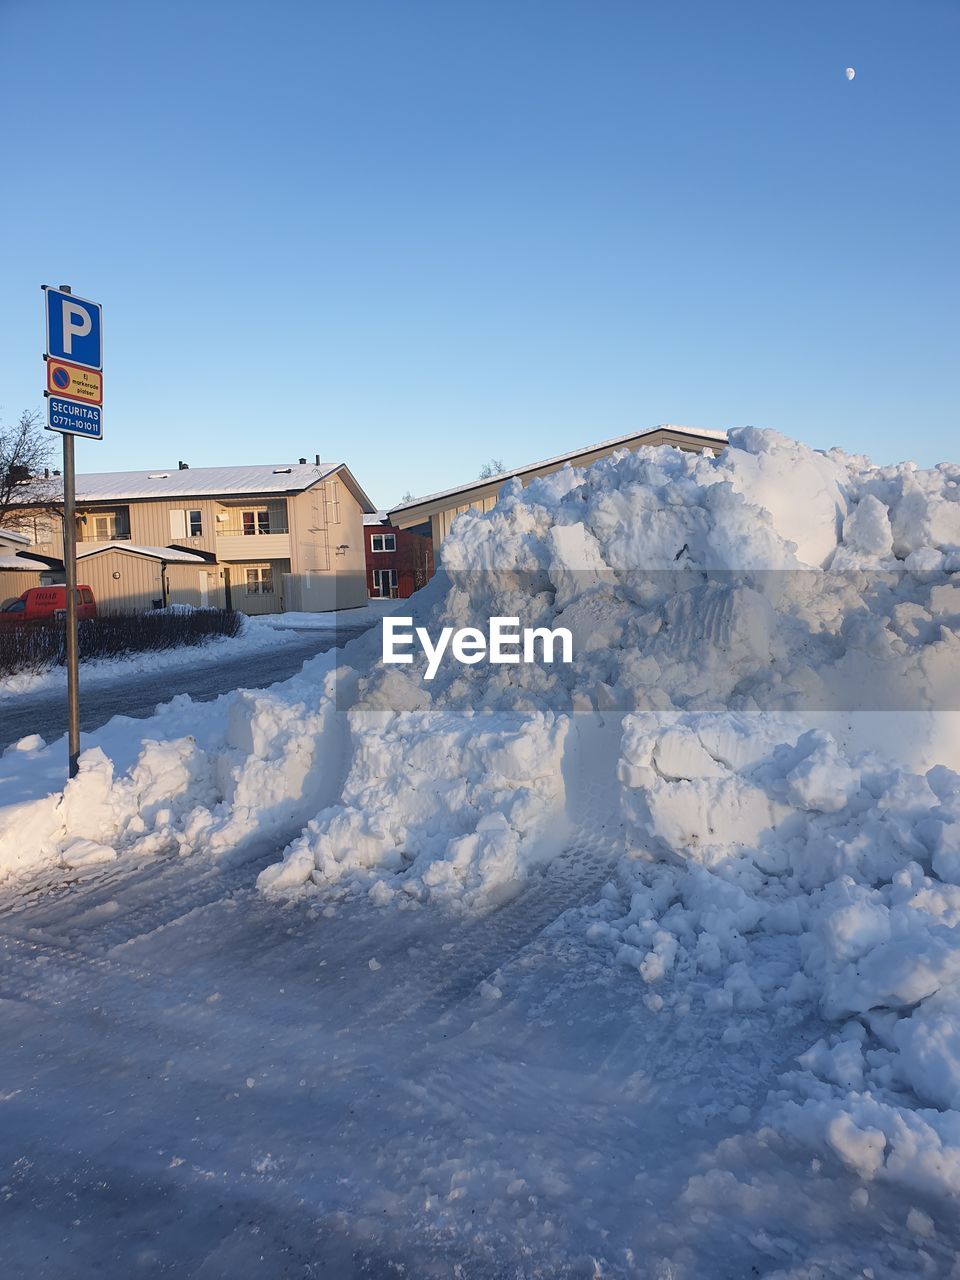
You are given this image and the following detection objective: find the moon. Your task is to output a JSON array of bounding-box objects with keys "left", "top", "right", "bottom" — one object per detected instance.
[{"left": 845, "top": 67, "right": 856, "bottom": 80}]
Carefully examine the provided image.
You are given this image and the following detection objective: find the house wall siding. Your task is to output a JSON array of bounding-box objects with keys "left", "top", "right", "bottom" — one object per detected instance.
[
  {"left": 78, "top": 551, "right": 166, "bottom": 614},
  {"left": 76, "top": 552, "right": 226, "bottom": 614},
  {"left": 0, "top": 569, "right": 45, "bottom": 604},
  {"left": 129, "top": 499, "right": 219, "bottom": 554}
]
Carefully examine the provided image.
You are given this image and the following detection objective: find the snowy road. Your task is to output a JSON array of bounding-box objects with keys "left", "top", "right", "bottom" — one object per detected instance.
[
  {"left": 0, "top": 627, "right": 371, "bottom": 750},
  {"left": 0, "top": 841, "right": 955, "bottom": 1278}
]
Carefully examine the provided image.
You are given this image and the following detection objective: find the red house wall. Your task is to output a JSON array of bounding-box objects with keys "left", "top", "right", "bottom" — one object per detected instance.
[{"left": 364, "top": 523, "right": 434, "bottom": 599}]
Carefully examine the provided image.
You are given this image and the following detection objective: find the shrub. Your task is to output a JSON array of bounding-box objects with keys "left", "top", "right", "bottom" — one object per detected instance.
[{"left": 0, "top": 609, "right": 244, "bottom": 680}]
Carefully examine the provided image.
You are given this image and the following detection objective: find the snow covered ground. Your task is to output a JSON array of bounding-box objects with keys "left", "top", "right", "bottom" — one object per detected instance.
[
  {"left": 2, "top": 835, "right": 956, "bottom": 1278},
  {"left": 0, "top": 614, "right": 301, "bottom": 699},
  {"left": 2, "top": 428, "right": 960, "bottom": 1274},
  {"left": 255, "top": 598, "right": 406, "bottom": 631}
]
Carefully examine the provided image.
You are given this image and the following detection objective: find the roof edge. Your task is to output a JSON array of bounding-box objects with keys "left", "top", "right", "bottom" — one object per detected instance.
[{"left": 388, "top": 425, "right": 726, "bottom": 518}]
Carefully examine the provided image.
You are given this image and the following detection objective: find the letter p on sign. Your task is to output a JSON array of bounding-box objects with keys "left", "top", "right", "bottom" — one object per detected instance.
[
  {"left": 44, "top": 287, "right": 103, "bottom": 371},
  {"left": 62, "top": 301, "right": 91, "bottom": 354}
]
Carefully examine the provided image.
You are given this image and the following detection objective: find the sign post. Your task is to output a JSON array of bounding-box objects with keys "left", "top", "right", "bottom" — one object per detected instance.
[{"left": 42, "top": 284, "right": 103, "bottom": 779}]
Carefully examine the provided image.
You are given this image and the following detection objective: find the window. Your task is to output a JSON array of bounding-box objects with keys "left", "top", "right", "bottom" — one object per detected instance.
[
  {"left": 371, "top": 533, "right": 396, "bottom": 553},
  {"left": 245, "top": 566, "right": 275, "bottom": 595},
  {"left": 81, "top": 588, "right": 94, "bottom": 604},
  {"left": 171, "top": 508, "right": 204, "bottom": 539},
  {"left": 93, "top": 513, "right": 127, "bottom": 540},
  {"left": 372, "top": 568, "right": 398, "bottom": 598},
  {"left": 242, "top": 510, "right": 271, "bottom": 536}
]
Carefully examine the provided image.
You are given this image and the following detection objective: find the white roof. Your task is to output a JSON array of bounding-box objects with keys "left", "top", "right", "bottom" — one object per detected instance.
[
  {"left": 389, "top": 425, "right": 727, "bottom": 514},
  {"left": 363, "top": 511, "right": 390, "bottom": 526},
  {"left": 0, "top": 528, "right": 31, "bottom": 546},
  {"left": 72, "top": 461, "right": 342, "bottom": 502},
  {"left": 76, "top": 542, "right": 209, "bottom": 563},
  {"left": 0, "top": 553, "right": 53, "bottom": 572}
]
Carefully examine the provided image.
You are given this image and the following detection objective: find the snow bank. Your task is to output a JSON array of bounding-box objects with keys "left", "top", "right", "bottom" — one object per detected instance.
[{"left": 3, "top": 426, "right": 960, "bottom": 1200}]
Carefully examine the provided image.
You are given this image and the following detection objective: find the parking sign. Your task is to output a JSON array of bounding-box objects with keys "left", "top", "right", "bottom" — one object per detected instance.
[{"left": 45, "top": 287, "right": 102, "bottom": 371}]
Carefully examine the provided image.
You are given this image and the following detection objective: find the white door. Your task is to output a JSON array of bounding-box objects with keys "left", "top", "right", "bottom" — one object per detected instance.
[{"left": 198, "top": 571, "right": 209, "bottom": 607}]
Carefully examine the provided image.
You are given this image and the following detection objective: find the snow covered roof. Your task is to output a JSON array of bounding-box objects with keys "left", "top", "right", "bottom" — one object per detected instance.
[
  {"left": 389, "top": 425, "right": 727, "bottom": 517},
  {"left": 59, "top": 461, "right": 377, "bottom": 513},
  {"left": 0, "top": 528, "right": 31, "bottom": 546},
  {"left": 363, "top": 511, "right": 390, "bottom": 526},
  {"left": 71, "top": 462, "right": 340, "bottom": 501},
  {"left": 0, "top": 553, "right": 54, "bottom": 572},
  {"left": 76, "top": 543, "right": 210, "bottom": 564}
]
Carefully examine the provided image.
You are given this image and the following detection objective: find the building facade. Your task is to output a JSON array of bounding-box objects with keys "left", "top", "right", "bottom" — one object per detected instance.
[
  {"left": 8, "top": 460, "right": 375, "bottom": 616},
  {"left": 363, "top": 515, "right": 434, "bottom": 599}
]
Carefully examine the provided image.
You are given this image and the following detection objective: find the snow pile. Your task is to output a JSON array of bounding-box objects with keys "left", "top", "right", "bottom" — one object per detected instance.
[
  {"left": 599, "top": 711, "right": 960, "bottom": 1193},
  {"left": 3, "top": 426, "right": 960, "bottom": 1200},
  {"left": 260, "top": 686, "right": 569, "bottom": 909}
]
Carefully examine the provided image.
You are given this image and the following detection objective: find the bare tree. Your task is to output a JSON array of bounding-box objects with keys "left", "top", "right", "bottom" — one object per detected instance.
[
  {"left": 398, "top": 489, "right": 415, "bottom": 504},
  {"left": 478, "top": 458, "right": 506, "bottom": 480},
  {"left": 1, "top": 410, "right": 60, "bottom": 533}
]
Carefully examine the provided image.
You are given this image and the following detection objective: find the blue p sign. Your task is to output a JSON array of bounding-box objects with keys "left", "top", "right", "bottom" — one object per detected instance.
[{"left": 45, "top": 288, "right": 102, "bottom": 371}]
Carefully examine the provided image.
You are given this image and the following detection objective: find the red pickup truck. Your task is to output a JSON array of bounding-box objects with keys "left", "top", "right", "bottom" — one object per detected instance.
[{"left": 1, "top": 585, "right": 97, "bottom": 622}]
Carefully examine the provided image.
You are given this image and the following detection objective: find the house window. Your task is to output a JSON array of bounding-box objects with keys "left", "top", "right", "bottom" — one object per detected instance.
[
  {"left": 170, "top": 509, "right": 203, "bottom": 539},
  {"left": 242, "top": 510, "right": 271, "bottom": 536},
  {"left": 245, "top": 565, "right": 275, "bottom": 595},
  {"left": 372, "top": 568, "right": 398, "bottom": 598},
  {"left": 91, "top": 512, "right": 128, "bottom": 540},
  {"left": 371, "top": 533, "right": 396, "bottom": 553}
]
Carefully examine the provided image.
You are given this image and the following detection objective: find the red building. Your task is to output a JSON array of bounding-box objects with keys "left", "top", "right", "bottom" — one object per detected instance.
[{"left": 363, "top": 515, "right": 434, "bottom": 599}]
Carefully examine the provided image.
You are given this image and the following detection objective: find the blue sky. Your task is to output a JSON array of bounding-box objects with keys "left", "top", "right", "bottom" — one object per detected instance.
[{"left": 0, "top": 0, "right": 956, "bottom": 508}]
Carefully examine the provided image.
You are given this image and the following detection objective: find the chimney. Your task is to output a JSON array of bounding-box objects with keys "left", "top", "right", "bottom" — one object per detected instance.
[
  {"left": 178, "top": 460, "right": 189, "bottom": 470},
  {"left": 315, "top": 453, "right": 321, "bottom": 465},
  {"left": 299, "top": 457, "right": 306, "bottom": 465},
  {"left": 44, "top": 468, "right": 50, "bottom": 479}
]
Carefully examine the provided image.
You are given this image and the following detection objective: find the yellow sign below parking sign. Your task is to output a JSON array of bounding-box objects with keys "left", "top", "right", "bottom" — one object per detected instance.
[{"left": 46, "top": 358, "right": 103, "bottom": 405}]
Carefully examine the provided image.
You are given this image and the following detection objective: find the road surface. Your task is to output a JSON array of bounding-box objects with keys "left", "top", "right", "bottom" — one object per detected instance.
[
  {"left": 0, "top": 626, "right": 371, "bottom": 750},
  {"left": 0, "top": 830, "right": 950, "bottom": 1278}
]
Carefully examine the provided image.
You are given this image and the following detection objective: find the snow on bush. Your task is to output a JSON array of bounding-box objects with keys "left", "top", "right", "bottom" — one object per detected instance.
[{"left": 3, "top": 426, "right": 960, "bottom": 1196}]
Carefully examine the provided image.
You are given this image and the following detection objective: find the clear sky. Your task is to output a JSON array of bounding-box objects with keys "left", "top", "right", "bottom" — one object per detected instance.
[{"left": 1, "top": 0, "right": 956, "bottom": 509}]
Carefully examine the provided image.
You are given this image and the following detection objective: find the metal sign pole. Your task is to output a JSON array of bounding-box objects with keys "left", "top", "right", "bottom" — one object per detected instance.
[{"left": 59, "top": 284, "right": 81, "bottom": 779}]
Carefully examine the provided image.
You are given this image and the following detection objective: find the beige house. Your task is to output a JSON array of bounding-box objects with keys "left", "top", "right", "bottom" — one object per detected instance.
[
  {"left": 19, "top": 459, "right": 375, "bottom": 616},
  {"left": 0, "top": 529, "right": 63, "bottom": 606},
  {"left": 389, "top": 425, "right": 727, "bottom": 550}
]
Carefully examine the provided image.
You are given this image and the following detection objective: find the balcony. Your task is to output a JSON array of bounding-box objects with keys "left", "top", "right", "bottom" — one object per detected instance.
[
  {"left": 214, "top": 504, "right": 290, "bottom": 562},
  {"left": 77, "top": 508, "right": 131, "bottom": 543},
  {"left": 215, "top": 530, "right": 292, "bottom": 562}
]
